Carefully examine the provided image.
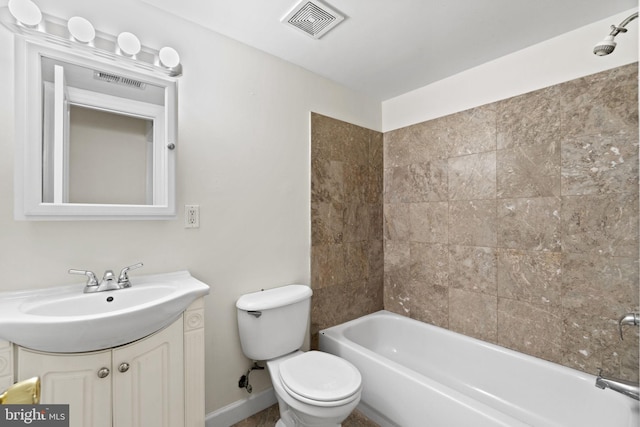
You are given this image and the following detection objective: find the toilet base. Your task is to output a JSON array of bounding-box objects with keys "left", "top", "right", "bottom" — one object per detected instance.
[
  {"left": 275, "top": 415, "right": 342, "bottom": 427},
  {"left": 275, "top": 404, "right": 345, "bottom": 427}
]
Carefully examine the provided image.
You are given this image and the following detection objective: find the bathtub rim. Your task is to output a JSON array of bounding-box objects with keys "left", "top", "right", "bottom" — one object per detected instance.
[
  {"left": 319, "top": 309, "right": 639, "bottom": 427},
  {"left": 320, "top": 309, "right": 599, "bottom": 384}
]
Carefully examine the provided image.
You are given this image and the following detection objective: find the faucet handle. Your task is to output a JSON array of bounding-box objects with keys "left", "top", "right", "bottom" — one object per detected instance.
[
  {"left": 117, "top": 262, "right": 143, "bottom": 287},
  {"left": 69, "top": 269, "right": 99, "bottom": 287},
  {"left": 618, "top": 312, "right": 639, "bottom": 340}
]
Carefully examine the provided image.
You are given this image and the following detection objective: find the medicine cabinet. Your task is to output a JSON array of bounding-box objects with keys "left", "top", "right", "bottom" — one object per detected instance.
[{"left": 14, "top": 38, "right": 178, "bottom": 220}]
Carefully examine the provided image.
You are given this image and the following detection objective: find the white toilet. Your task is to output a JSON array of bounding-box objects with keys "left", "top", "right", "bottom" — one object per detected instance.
[{"left": 236, "top": 285, "right": 362, "bottom": 427}]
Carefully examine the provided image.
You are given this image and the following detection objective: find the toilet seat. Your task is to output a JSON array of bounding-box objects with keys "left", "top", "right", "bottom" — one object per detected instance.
[{"left": 278, "top": 351, "right": 361, "bottom": 407}]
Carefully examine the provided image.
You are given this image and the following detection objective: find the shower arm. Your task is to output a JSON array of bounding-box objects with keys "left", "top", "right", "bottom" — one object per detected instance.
[{"left": 608, "top": 12, "right": 638, "bottom": 37}]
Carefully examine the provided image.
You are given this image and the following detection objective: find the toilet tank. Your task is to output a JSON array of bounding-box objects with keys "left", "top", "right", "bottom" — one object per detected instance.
[{"left": 236, "top": 284, "right": 312, "bottom": 361}]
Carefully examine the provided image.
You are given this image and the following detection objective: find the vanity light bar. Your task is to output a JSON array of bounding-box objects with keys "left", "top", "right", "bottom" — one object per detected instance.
[{"left": 0, "top": 4, "right": 182, "bottom": 77}]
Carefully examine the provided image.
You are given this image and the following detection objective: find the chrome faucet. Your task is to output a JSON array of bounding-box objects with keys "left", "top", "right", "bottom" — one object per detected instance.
[
  {"left": 618, "top": 312, "right": 639, "bottom": 340},
  {"left": 69, "top": 262, "right": 143, "bottom": 293},
  {"left": 595, "top": 369, "right": 639, "bottom": 400},
  {"left": 117, "top": 262, "right": 143, "bottom": 288}
]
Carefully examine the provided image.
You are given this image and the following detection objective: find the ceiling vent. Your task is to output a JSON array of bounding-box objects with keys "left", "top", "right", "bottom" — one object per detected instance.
[
  {"left": 93, "top": 71, "right": 146, "bottom": 89},
  {"left": 282, "top": 0, "right": 344, "bottom": 39}
]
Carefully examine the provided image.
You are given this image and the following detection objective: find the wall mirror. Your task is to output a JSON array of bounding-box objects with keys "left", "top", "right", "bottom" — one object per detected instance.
[{"left": 14, "top": 38, "right": 178, "bottom": 220}]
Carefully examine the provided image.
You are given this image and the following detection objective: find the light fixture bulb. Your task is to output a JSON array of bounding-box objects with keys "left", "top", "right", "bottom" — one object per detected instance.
[
  {"left": 117, "top": 32, "right": 141, "bottom": 56},
  {"left": 159, "top": 46, "right": 180, "bottom": 68},
  {"left": 8, "top": 0, "right": 42, "bottom": 28},
  {"left": 67, "top": 16, "right": 95, "bottom": 43}
]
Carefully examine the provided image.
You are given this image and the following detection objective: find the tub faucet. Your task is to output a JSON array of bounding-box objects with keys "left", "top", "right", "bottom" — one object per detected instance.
[
  {"left": 595, "top": 370, "right": 639, "bottom": 400},
  {"left": 618, "top": 312, "right": 639, "bottom": 340}
]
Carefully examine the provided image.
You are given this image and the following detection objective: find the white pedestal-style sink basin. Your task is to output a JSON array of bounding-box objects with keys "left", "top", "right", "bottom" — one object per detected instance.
[{"left": 0, "top": 270, "right": 210, "bottom": 352}]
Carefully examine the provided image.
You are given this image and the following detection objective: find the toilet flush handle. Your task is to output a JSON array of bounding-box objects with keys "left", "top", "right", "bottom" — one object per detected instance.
[{"left": 248, "top": 311, "right": 262, "bottom": 318}]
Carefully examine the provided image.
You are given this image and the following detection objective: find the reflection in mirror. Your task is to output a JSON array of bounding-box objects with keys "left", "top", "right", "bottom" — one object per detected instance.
[
  {"left": 15, "top": 39, "right": 177, "bottom": 220},
  {"left": 41, "top": 57, "right": 164, "bottom": 206},
  {"left": 66, "top": 106, "right": 151, "bottom": 205}
]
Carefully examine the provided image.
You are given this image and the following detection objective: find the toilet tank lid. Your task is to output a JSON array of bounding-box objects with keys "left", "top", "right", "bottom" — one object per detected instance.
[{"left": 236, "top": 285, "right": 312, "bottom": 311}]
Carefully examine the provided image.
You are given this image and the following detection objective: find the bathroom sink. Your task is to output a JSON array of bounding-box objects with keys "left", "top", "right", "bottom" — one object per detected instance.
[{"left": 0, "top": 271, "right": 209, "bottom": 353}]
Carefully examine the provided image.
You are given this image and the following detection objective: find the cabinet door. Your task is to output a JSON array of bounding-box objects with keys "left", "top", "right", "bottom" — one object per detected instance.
[
  {"left": 17, "top": 348, "right": 112, "bottom": 427},
  {"left": 112, "top": 317, "right": 184, "bottom": 427}
]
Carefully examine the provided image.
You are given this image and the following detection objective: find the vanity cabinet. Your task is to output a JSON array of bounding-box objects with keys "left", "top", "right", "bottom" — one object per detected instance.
[
  {"left": 112, "top": 318, "right": 183, "bottom": 427},
  {"left": 18, "top": 347, "right": 112, "bottom": 427},
  {"left": 10, "top": 298, "right": 205, "bottom": 427}
]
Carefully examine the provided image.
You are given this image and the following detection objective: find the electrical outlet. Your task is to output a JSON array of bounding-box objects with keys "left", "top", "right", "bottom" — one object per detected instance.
[{"left": 185, "top": 205, "right": 200, "bottom": 228}]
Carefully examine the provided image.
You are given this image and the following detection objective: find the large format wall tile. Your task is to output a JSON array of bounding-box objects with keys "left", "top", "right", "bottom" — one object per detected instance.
[
  {"left": 384, "top": 120, "right": 449, "bottom": 168},
  {"left": 384, "top": 161, "right": 448, "bottom": 203},
  {"left": 448, "top": 152, "right": 496, "bottom": 200},
  {"left": 497, "top": 298, "right": 563, "bottom": 363},
  {"left": 311, "top": 113, "right": 384, "bottom": 346},
  {"left": 444, "top": 105, "right": 497, "bottom": 156},
  {"left": 559, "top": 64, "right": 639, "bottom": 139},
  {"left": 311, "top": 201, "right": 344, "bottom": 245},
  {"left": 311, "top": 244, "right": 346, "bottom": 289},
  {"left": 312, "top": 158, "right": 344, "bottom": 203},
  {"left": 448, "top": 200, "right": 497, "bottom": 247},
  {"left": 496, "top": 85, "right": 562, "bottom": 150},
  {"left": 497, "top": 142, "right": 561, "bottom": 198},
  {"left": 383, "top": 203, "right": 410, "bottom": 241},
  {"left": 448, "top": 245, "right": 497, "bottom": 295},
  {"left": 449, "top": 288, "right": 497, "bottom": 343},
  {"left": 561, "top": 133, "right": 639, "bottom": 196},
  {"left": 410, "top": 202, "right": 449, "bottom": 243},
  {"left": 497, "top": 197, "right": 561, "bottom": 252},
  {"left": 497, "top": 249, "right": 562, "bottom": 308},
  {"left": 562, "top": 253, "right": 639, "bottom": 376},
  {"left": 411, "top": 242, "right": 449, "bottom": 288},
  {"left": 382, "top": 63, "right": 639, "bottom": 381},
  {"left": 561, "top": 193, "right": 638, "bottom": 257},
  {"left": 343, "top": 202, "right": 370, "bottom": 243}
]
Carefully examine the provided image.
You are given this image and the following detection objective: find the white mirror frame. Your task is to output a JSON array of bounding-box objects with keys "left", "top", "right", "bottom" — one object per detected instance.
[{"left": 14, "top": 37, "right": 178, "bottom": 220}]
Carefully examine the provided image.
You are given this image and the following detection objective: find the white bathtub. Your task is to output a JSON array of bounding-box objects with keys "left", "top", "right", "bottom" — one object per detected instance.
[{"left": 319, "top": 310, "right": 639, "bottom": 427}]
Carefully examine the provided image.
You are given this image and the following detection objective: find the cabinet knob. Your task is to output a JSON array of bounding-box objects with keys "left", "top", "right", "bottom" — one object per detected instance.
[
  {"left": 118, "top": 363, "right": 130, "bottom": 373},
  {"left": 97, "top": 367, "right": 110, "bottom": 378}
]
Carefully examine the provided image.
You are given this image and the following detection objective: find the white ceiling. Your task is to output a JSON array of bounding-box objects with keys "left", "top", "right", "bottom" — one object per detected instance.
[{"left": 143, "top": 0, "right": 637, "bottom": 101}]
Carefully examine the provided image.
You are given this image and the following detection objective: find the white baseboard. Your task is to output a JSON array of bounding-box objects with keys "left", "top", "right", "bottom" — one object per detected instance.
[
  {"left": 205, "top": 387, "right": 277, "bottom": 427},
  {"left": 356, "top": 402, "right": 397, "bottom": 427}
]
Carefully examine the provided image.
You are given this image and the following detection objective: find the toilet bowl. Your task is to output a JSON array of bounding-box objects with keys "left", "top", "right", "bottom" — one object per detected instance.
[
  {"left": 268, "top": 351, "right": 362, "bottom": 427},
  {"left": 236, "top": 285, "right": 363, "bottom": 427}
]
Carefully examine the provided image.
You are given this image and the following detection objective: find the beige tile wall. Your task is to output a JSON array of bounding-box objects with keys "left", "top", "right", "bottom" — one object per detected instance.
[
  {"left": 310, "top": 113, "right": 384, "bottom": 347},
  {"left": 383, "top": 63, "right": 639, "bottom": 381}
]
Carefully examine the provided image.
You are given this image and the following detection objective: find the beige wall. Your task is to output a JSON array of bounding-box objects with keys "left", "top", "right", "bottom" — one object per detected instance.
[
  {"left": 383, "top": 63, "right": 639, "bottom": 381},
  {"left": 0, "top": 0, "right": 381, "bottom": 414}
]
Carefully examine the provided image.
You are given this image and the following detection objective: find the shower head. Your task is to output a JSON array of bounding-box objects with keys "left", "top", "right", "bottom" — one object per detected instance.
[
  {"left": 593, "top": 12, "right": 638, "bottom": 56},
  {"left": 593, "top": 35, "right": 617, "bottom": 56}
]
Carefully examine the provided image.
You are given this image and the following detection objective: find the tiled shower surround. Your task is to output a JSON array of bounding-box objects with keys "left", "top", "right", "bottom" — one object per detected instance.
[
  {"left": 383, "top": 63, "right": 639, "bottom": 381},
  {"left": 311, "top": 63, "right": 639, "bottom": 381},
  {"left": 310, "top": 112, "right": 385, "bottom": 347}
]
